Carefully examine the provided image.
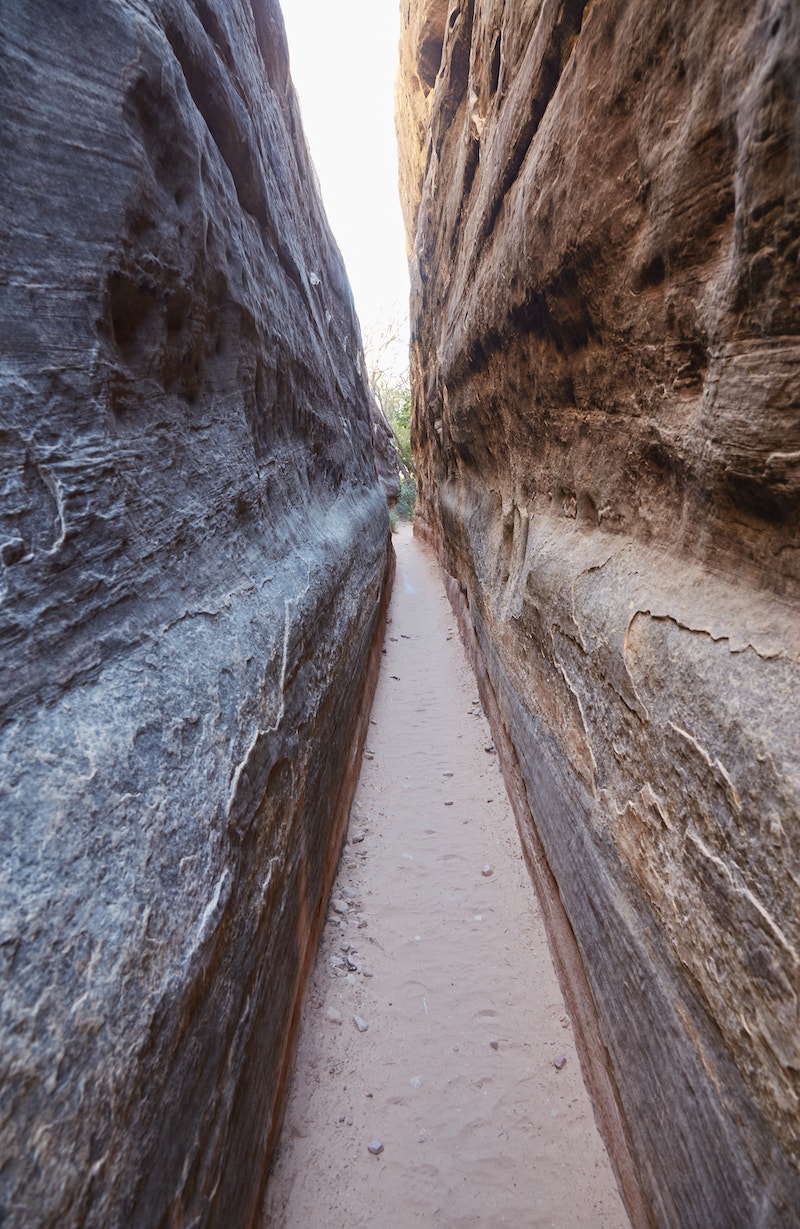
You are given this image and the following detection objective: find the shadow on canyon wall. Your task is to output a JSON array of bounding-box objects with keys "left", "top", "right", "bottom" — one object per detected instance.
[
  {"left": 397, "top": 2, "right": 800, "bottom": 1226},
  {"left": 0, "top": 2, "right": 394, "bottom": 1225}
]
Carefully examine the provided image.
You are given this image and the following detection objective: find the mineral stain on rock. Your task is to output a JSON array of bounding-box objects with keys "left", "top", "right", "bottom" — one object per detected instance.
[
  {"left": 397, "top": 1, "right": 800, "bottom": 1227},
  {"left": 0, "top": 2, "right": 394, "bottom": 1227}
]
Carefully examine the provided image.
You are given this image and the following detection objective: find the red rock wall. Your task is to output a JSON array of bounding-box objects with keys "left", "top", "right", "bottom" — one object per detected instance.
[
  {"left": 397, "top": 2, "right": 800, "bottom": 1225},
  {"left": 0, "top": 2, "right": 393, "bottom": 1225}
]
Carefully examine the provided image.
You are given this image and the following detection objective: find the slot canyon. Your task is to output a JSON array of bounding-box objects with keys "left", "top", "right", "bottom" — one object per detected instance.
[{"left": 0, "top": 1, "right": 798, "bottom": 1227}]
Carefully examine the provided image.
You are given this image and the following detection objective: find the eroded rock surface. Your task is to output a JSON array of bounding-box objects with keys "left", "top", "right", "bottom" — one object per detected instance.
[
  {"left": 397, "top": 2, "right": 800, "bottom": 1225},
  {"left": 0, "top": 2, "right": 392, "bottom": 1225}
]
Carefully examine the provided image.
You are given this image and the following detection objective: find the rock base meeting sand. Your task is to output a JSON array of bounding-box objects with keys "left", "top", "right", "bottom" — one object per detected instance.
[{"left": 263, "top": 523, "right": 630, "bottom": 1229}]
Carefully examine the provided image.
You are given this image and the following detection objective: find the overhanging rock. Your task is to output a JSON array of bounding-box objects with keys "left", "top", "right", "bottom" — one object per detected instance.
[{"left": 0, "top": 2, "right": 393, "bottom": 1224}]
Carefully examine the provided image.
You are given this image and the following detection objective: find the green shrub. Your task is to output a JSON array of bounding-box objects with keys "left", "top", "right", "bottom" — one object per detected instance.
[{"left": 396, "top": 477, "right": 416, "bottom": 520}]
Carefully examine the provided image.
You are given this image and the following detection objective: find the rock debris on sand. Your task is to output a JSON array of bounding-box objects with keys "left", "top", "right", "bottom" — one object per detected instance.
[{"left": 263, "top": 524, "right": 630, "bottom": 1229}]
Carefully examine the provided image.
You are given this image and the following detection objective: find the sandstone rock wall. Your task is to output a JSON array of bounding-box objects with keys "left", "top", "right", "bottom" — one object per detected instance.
[
  {"left": 397, "top": 2, "right": 800, "bottom": 1225},
  {"left": 0, "top": 2, "right": 392, "bottom": 1225}
]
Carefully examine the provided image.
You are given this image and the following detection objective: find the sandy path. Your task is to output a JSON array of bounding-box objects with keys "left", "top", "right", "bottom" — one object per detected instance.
[{"left": 263, "top": 523, "right": 629, "bottom": 1229}]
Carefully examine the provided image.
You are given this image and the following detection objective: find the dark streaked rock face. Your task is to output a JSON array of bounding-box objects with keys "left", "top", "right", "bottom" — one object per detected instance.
[
  {"left": 398, "top": 1, "right": 800, "bottom": 1226},
  {"left": 0, "top": 2, "right": 392, "bottom": 1225}
]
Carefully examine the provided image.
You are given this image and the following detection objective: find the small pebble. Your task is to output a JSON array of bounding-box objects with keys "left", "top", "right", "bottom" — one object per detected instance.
[
  {"left": 490, "top": 1039, "right": 499, "bottom": 1051},
  {"left": 368, "top": 1139, "right": 384, "bottom": 1156},
  {"left": 443, "top": 771, "right": 454, "bottom": 777},
  {"left": 410, "top": 1075, "right": 422, "bottom": 1088},
  {"left": 354, "top": 1015, "right": 369, "bottom": 1033},
  {"left": 485, "top": 744, "right": 495, "bottom": 753},
  {"left": 331, "top": 899, "right": 349, "bottom": 915},
  {"left": 554, "top": 1054, "right": 567, "bottom": 1070},
  {"left": 326, "top": 1008, "right": 343, "bottom": 1025},
  {"left": 482, "top": 865, "right": 494, "bottom": 877},
  {"left": 444, "top": 800, "right": 454, "bottom": 806}
]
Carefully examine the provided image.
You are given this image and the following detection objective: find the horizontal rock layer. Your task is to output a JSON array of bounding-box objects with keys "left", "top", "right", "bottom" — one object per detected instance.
[
  {"left": 397, "top": 1, "right": 800, "bottom": 1225},
  {"left": 0, "top": 2, "right": 392, "bottom": 1225}
]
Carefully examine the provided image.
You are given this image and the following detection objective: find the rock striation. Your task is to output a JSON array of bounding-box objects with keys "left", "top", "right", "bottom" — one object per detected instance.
[
  {"left": 397, "top": 2, "right": 800, "bottom": 1225},
  {"left": 0, "top": 2, "right": 392, "bottom": 1225}
]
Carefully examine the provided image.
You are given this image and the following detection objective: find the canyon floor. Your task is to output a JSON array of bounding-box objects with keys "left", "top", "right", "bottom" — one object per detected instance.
[{"left": 263, "top": 522, "right": 630, "bottom": 1229}]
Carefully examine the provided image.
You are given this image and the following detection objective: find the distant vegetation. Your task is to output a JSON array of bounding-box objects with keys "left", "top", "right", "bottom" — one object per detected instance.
[{"left": 366, "top": 322, "right": 416, "bottom": 523}]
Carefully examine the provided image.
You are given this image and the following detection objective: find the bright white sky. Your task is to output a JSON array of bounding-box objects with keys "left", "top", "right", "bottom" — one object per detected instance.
[{"left": 279, "top": 0, "right": 410, "bottom": 373}]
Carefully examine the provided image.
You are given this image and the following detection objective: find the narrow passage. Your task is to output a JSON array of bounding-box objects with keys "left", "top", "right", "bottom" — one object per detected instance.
[{"left": 264, "top": 524, "right": 629, "bottom": 1228}]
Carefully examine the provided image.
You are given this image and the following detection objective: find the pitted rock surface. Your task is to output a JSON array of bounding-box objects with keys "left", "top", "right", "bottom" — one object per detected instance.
[
  {"left": 397, "top": 2, "right": 800, "bottom": 1226},
  {"left": 0, "top": 2, "right": 393, "bottom": 1226}
]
